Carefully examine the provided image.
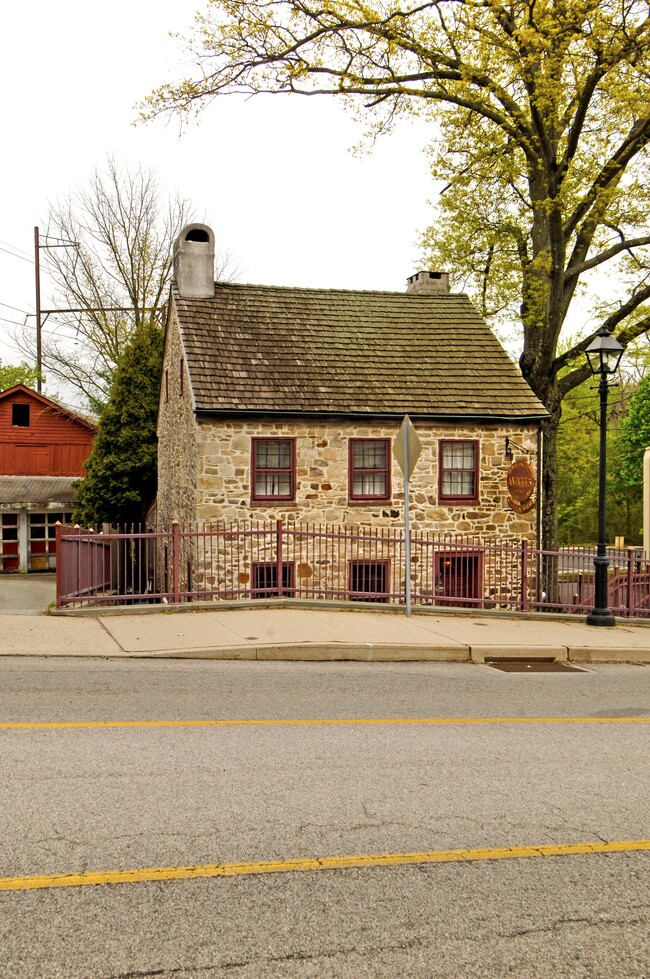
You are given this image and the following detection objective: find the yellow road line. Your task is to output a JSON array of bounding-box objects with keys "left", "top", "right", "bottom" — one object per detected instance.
[
  {"left": 2, "top": 840, "right": 649, "bottom": 892},
  {"left": 1, "top": 716, "right": 650, "bottom": 730}
]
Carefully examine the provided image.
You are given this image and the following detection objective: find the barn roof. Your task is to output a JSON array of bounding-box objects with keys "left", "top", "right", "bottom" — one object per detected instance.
[
  {"left": 0, "top": 385, "right": 97, "bottom": 431},
  {"left": 172, "top": 283, "right": 547, "bottom": 421},
  {"left": 0, "top": 476, "right": 77, "bottom": 507}
]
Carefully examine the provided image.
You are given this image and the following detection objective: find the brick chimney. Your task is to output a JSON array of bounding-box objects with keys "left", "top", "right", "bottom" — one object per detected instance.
[
  {"left": 173, "top": 224, "right": 215, "bottom": 298},
  {"left": 406, "top": 271, "right": 450, "bottom": 295}
]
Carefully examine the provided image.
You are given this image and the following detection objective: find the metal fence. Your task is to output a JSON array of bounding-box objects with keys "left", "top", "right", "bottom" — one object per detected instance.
[{"left": 55, "top": 521, "right": 650, "bottom": 617}]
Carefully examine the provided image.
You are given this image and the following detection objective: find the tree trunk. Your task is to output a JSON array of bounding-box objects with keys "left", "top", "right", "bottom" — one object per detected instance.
[
  {"left": 541, "top": 407, "right": 560, "bottom": 551},
  {"left": 540, "top": 406, "right": 561, "bottom": 605}
]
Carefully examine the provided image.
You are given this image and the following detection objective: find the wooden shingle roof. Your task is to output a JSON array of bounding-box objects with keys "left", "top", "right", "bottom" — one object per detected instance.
[{"left": 173, "top": 283, "right": 547, "bottom": 420}]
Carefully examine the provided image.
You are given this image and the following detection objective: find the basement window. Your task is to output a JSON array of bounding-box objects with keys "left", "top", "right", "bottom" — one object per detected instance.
[
  {"left": 251, "top": 562, "right": 295, "bottom": 597},
  {"left": 12, "top": 404, "right": 30, "bottom": 427},
  {"left": 349, "top": 560, "right": 390, "bottom": 602}
]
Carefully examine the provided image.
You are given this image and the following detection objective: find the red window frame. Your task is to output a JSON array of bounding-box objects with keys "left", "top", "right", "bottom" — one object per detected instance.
[
  {"left": 438, "top": 439, "right": 480, "bottom": 503},
  {"left": 434, "top": 548, "right": 484, "bottom": 607},
  {"left": 251, "top": 437, "right": 296, "bottom": 503},
  {"left": 348, "top": 438, "right": 391, "bottom": 502}
]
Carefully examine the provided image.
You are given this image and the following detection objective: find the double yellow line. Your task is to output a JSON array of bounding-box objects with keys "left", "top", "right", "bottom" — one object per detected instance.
[{"left": 2, "top": 840, "right": 649, "bottom": 892}]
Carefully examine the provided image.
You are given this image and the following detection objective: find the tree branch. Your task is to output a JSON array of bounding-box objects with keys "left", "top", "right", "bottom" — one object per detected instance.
[{"left": 564, "top": 235, "right": 650, "bottom": 281}]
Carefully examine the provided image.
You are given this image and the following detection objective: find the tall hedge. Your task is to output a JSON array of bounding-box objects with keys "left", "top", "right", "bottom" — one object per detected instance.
[{"left": 74, "top": 320, "right": 164, "bottom": 527}]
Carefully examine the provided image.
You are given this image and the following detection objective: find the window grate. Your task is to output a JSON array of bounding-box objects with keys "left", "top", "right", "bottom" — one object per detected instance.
[
  {"left": 251, "top": 562, "right": 295, "bottom": 598},
  {"left": 349, "top": 560, "right": 389, "bottom": 602}
]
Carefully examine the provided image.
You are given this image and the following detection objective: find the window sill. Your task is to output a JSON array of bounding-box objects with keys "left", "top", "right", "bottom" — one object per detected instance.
[
  {"left": 348, "top": 498, "right": 392, "bottom": 506},
  {"left": 438, "top": 497, "right": 481, "bottom": 506},
  {"left": 250, "top": 500, "right": 298, "bottom": 507}
]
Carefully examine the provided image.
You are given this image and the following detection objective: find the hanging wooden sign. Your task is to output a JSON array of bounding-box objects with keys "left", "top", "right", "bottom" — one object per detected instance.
[{"left": 507, "top": 459, "right": 536, "bottom": 514}]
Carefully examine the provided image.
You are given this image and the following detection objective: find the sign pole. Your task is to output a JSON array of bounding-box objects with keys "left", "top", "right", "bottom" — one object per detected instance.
[
  {"left": 403, "top": 422, "right": 412, "bottom": 616},
  {"left": 393, "top": 416, "right": 422, "bottom": 617}
]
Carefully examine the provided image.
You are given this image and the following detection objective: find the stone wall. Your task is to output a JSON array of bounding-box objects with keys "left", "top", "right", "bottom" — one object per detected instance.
[
  {"left": 193, "top": 417, "right": 540, "bottom": 542},
  {"left": 156, "top": 307, "right": 198, "bottom": 528}
]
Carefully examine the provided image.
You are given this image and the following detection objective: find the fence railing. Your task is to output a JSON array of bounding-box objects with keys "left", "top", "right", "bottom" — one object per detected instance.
[{"left": 55, "top": 521, "right": 650, "bottom": 617}]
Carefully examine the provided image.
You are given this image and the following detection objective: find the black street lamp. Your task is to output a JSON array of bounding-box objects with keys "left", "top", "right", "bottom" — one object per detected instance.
[{"left": 584, "top": 328, "right": 624, "bottom": 626}]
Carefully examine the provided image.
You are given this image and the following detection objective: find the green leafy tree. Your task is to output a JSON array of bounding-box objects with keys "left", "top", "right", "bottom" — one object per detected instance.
[
  {"left": 0, "top": 360, "right": 41, "bottom": 391},
  {"left": 617, "top": 372, "right": 650, "bottom": 498},
  {"left": 557, "top": 380, "right": 641, "bottom": 545},
  {"left": 142, "top": 0, "right": 650, "bottom": 547},
  {"left": 73, "top": 320, "right": 164, "bottom": 527},
  {"left": 556, "top": 385, "right": 601, "bottom": 544}
]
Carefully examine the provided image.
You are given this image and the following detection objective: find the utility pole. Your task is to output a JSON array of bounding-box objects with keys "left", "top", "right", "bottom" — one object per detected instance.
[
  {"left": 33, "top": 226, "right": 77, "bottom": 393},
  {"left": 32, "top": 227, "right": 141, "bottom": 395},
  {"left": 34, "top": 227, "right": 42, "bottom": 393}
]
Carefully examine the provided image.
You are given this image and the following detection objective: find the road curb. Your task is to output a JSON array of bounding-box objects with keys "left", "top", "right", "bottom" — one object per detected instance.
[{"left": 2, "top": 643, "right": 650, "bottom": 662}]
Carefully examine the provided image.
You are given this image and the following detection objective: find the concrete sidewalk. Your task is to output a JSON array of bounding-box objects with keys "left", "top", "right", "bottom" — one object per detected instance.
[{"left": 2, "top": 603, "right": 650, "bottom": 662}]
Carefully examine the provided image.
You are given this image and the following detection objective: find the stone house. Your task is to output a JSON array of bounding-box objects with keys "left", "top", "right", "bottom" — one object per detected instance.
[{"left": 156, "top": 224, "right": 547, "bottom": 601}]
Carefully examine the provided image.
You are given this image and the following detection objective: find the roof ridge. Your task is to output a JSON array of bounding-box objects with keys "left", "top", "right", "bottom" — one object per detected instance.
[{"left": 174, "top": 281, "right": 471, "bottom": 300}]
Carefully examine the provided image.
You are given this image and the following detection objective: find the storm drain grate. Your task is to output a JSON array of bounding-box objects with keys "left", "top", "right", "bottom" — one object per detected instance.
[{"left": 485, "top": 660, "right": 587, "bottom": 673}]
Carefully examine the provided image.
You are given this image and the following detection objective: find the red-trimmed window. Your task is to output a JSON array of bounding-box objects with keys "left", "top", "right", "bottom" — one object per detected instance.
[
  {"left": 439, "top": 440, "right": 479, "bottom": 503},
  {"left": 251, "top": 438, "right": 296, "bottom": 502},
  {"left": 349, "top": 438, "right": 391, "bottom": 501}
]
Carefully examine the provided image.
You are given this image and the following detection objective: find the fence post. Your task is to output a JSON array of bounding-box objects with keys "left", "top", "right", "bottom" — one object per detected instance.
[
  {"left": 626, "top": 547, "right": 635, "bottom": 617},
  {"left": 276, "top": 520, "right": 284, "bottom": 597},
  {"left": 520, "top": 539, "right": 528, "bottom": 612},
  {"left": 172, "top": 522, "right": 180, "bottom": 604},
  {"left": 55, "top": 521, "right": 64, "bottom": 608}
]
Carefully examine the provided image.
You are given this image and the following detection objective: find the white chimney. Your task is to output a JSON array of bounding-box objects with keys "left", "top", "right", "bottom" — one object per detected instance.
[
  {"left": 406, "top": 270, "right": 450, "bottom": 295},
  {"left": 173, "top": 224, "right": 215, "bottom": 298}
]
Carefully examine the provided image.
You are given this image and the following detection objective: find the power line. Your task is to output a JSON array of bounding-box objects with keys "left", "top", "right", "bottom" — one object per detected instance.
[
  {"left": 0, "top": 244, "right": 33, "bottom": 264},
  {"left": 0, "top": 315, "right": 27, "bottom": 327},
  {"left": 0, "top": 301, "right": 31, "bottom": 315},
  {"left": 0, "top": 238, "right": 33, "bottom": 261}
]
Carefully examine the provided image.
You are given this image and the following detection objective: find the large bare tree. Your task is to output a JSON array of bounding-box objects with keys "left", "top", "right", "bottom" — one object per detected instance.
[
  {"left": 142, "top": 0, "right": 650, "bottom": 548},
  {"left": 17, "top": 159, "right": 237, "bottom": 410}
]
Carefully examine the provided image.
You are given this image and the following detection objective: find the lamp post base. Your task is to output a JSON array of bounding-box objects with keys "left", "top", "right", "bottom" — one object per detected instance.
[
  {"left": 586, "top": 607, "right": 616, "bottom": 627},
  {"left": 587, "top": 554, "right": 616, "bottom": 627}
]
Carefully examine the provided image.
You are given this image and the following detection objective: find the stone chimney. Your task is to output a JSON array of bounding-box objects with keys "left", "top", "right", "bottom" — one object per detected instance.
[
  {"left": 173, "top": 224, "right": 215, "bottom": 298},
  {"left": 406, "top": 270, "right": 450, "bottom": 295}
]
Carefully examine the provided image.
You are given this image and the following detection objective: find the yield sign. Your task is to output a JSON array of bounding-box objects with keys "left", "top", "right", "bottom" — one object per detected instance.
[{"left": 393, "top": 415, "right": 423, "bottom": 480}]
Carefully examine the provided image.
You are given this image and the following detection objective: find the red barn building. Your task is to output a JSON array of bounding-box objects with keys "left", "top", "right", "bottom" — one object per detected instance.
[{"left": 0, "top": 385, "right": 97, "bottom": 572}]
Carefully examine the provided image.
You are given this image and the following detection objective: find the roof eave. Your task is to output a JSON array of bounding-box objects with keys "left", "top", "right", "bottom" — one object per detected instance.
[{"left": 194, "top": 407, "right": 549, "bottom": 423}]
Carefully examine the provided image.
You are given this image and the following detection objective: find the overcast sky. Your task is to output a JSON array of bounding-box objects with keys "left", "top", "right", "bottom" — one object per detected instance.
[{"left": 1, "top": 1, "right": 438, "bottom": 391}]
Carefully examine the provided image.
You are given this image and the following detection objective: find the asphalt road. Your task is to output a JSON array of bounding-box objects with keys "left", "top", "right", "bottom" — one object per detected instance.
[
  {"left": 0, "top": 573, "right": 56, "bottom": 614},
  {"left": 1, "top": 658, "right": 649, "bottom": 978}
]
